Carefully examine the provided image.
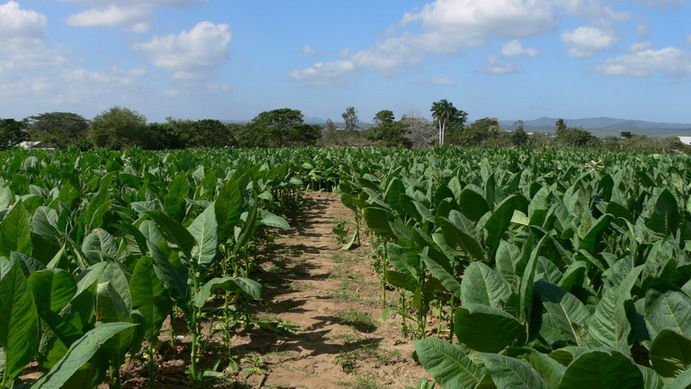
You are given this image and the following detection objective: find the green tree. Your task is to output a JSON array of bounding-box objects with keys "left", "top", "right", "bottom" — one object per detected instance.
[
  {"left": 366, "top": 110, "right": 411, "bottom": 147},
  {"left": 457, "top": 117, "right": 502, "bottom": 146},
  {"left": 25, "top": 112, "right": 88, "bottom": 149},
  {"left": 141, "top": 122, "right": 176, "bottom": 150},
  {"left": 321, "top": 119, "right": 338, "bottom": 146},
  {"left": 241, "top": 108, "right": 320, "bottom": 147},
  {"left": 286, "top": 123, "right": 322, "bottom": 147},
  {"left": 88, "top": 106, "right": 147, "bottom": 149},
  {"left": 511, "top": 120, "right": 529, "bottom": 146},
  {"left": 373, "top": 110, "right": 395, "bottom": 125},
  {"left": 555, "top": 125, "right": 597, "bottom": 147},
  {"left": 555, "top": 118, "right": 567, "bottom": 135},
  {"left": 342, "top": 106, "right": 359, "bottom": 131},
  {"left": 0, "top": 118, "right": 26, "bottom": 150},
  {"left": 431, "top": 99, "right": 467, "bottom": 146},
  {"left": 192, "top": 119, "right": 234, "bottom": 148}
]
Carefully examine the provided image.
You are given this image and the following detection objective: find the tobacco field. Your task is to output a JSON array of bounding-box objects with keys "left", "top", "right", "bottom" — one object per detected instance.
[{"left": 0, "top": 147, "right": 690, "bottom": 389}]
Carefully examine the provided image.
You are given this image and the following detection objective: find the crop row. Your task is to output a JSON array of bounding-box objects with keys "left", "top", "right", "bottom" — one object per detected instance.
[
  {"left": 336, "top": 148, "right": 691, "bottom": 388},
  {"left": 1, "top": 146, "right": 690, "bottom": 388}
]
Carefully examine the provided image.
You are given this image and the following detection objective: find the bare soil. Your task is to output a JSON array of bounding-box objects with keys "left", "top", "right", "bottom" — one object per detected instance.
[
  {"left": 115, "top": 192, "right": 427, "bottom": 388},
  {"left": 232, "top": 192, "right": 426, "bottom": 388}
]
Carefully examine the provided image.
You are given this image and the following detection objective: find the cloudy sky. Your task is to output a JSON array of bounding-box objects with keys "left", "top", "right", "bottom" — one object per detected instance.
[{"left": 1, "top": 0, "right": 690, "bottom": 123}]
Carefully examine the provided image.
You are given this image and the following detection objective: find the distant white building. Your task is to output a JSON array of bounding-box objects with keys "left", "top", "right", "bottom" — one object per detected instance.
[
  {"left": 679, "top": 136, "right": 691, "bottom": 146},
  {"left": 19, "top": 141, "right": 54, "bottom": 150}
]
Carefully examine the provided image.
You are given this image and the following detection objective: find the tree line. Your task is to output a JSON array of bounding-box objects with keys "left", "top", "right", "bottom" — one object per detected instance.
[{"left": 1, "top": 101, "right": 688, "bottom": 153}]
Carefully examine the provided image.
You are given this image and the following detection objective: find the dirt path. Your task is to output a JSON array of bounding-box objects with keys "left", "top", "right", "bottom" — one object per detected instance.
[{"left": 235, "top": 192, "right": 426, "bottom": 389}]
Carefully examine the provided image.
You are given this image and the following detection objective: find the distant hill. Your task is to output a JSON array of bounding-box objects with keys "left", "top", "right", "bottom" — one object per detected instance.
[{"left": 499, "top": 117, "right": 691, "bottom": 137}]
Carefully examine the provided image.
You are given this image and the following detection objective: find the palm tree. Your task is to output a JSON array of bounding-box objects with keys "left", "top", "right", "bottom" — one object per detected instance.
[{"left": 430, "top": 99, "right": 458, "bottom": 146}]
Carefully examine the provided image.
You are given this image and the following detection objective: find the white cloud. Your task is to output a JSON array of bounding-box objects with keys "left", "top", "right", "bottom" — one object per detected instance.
[
  {"left": 561, "top": 26, "right": 618, "bottom": 58},
  {"left": 63, "top": 0, "right": 204, "bottom": 32},
  {"left": 686, "top": 34, "right": 691, "bottom": 45},
  {"left": 553, "top": 0, "right": 629, "bottom": 21},
  {"left": 290, "top": 0, "right": 558, "bottom": 86},
  {"left": 0, "top": 2, "right": 66, "bottom": 68},
  {"left": 431, "top": 76, "right": 456, "bottom": 85},
  {"left": 501, "top": 40, "right": 539, "bottom": 57},
  {"left": 66, "top": 6, "right": 150, "bottom": 32},
  {"left": 400, "top": 0, "right": 558, "bottom": 48},
  {"left": 483, "top": 62, "right": 519, "bottom": 74},
  {"left": 481, "top": 55, "right": 520, "bottom": 74},
  {"left": 162, "top": 88, "right": 184, "bottom": 97},
  {"left": 301, "top": 45, "right": 323, "bottom": 56},
  {"left": 288, "top": 60, "right": 355, "bottom": 87},
  {"left": 133, "top": 21, "right": 231, "bottom": 79},
  {"left": 598, "top": 46, "right": 691, "bottom": 77},
  {"left": 0, "top": 1, "right": 47, "bottom": 49}
]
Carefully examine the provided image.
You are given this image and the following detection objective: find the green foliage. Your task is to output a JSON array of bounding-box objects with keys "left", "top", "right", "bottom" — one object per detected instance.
[
  {"left": 339, "top": 146, "right": 691, "bottom": 388},
  {"left": 88, "top": 106, "right": 147, "bottom": 149},
  {"left": 430, "top": 99, "right": 467, "bottom": 146},
  {"left": 342, "top": 106, "right": 359, "bottom": 131},
  {"left": 26, "top": 112, "right": 88, "bottom": 149},
  {"left": 0, "top": 119, "right": 26, "bottom": 150},
  {"left": 243, "top": 108, "right": 320, "bottom": 147}
]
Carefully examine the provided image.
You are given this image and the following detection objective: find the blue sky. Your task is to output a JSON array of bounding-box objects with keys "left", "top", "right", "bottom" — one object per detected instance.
[{"left": 1, "top": 0, "right": 690, "bottom": 124}]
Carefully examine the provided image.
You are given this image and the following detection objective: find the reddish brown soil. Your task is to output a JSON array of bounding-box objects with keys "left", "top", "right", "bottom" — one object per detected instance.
[{"left": 231, "top": 192, "right": 426, "bottom": 388}]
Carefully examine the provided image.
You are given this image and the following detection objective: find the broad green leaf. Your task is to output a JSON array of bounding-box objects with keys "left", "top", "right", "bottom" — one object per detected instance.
[
  {"left": 30, "top": 206, "right": 60, "bottom": 245},
  {"left": 413, "top": 338, "right": 485, "bottom": 389},
  {"left": 0, "top": 259, "right": 39, "bottom": 382},
  {"left": 259, "top": 213, "right": 291, "bottom": 230},
  {"left": 645, "top": 189, "right": 679, "bottom": 236},
  {"left": 455, "top": 304, "right": 526, "bottom": 353},
  {"left": 665, "top": 367, "right": 691, "bottom": 389},
  {"left": 164, "top": 174, "right": 189, "bottom": 222},
  {"left": 477, "top": 353, "right": 549, "bottom": 389},
  {"left": 587, "top": 266, "right": 643, "bottom": 350},
  {"left": 383, "top": 270, "right": 418, "bottom": 292},
  {"left": 0, "top": 201, "right": 32, "bottom": 257},
  {"left": 76, "top": 261, "right": 132, "bottom": 309},
  {"left": 522, "top": 348, "right": 566, "bottom": 388},
  {"left": 193, "top": 276, "right": 262, "bottom": 307},
  {"left": 535, "top": 280, "right": 589, "bottom": 346},
  {"left": 485, "top": 195, "right": 528, "bottom": 259},
  {"left": 387, "top": 243, "right": 421, "bottom": 278},
  {"left": 95, "top": 283, "right": 134, "bottom": 368},
  {"left": 187, "top": 203, "right": 218, "bottom": 267},
  {"left": 215, "top": 180, "right": 244, "bottom": 242},
  {"left": 649, "top": 330, "right": 691, "bottom": 378},
  {"left": 438, "top": 214, "right": 485, "bottom": 262},
  {"left": 81, "top": 228, "right": 119, "bottom": 264},
  {"left": 384, "top": 178, "right": 406, "bottom": 215},
  {"left": 130, "top": 257, "right": 171, "bottom": 341},
  {"left": 639, "top": 366, "right": 664, "bottom": 389},
  {"left": 645, "top": 289, "right": 691, "bottom": 341},
  {"left": 578, "top": 214, "right": 613, "bottom": 254},
  {"left": 0, "top": 186, "right": 12, "bottom": 210},
  {"left": 147, "top": 242, "right": 188, "bottom": 306},
  {"left": 363, "top": 207, "right": 395, "bottom": 239},
  {"left": 558, "top": 348, "right": 644, "bottom": 389},
  {"left": 461, "top": 262, "right": 510, "bottom": 309},
  {"left": 421, "top": 252, "right": 461, "bottom": 299},
  {"left": 28, "top": 269, "right": 77, "bottom": 315},
  {"left": 457, "top": 188, "right": 489, "bottom": 222},
  {"left": 146, "top": 210, "right": 196, "bottom": 257},
  {"left": 31, "top": 322, "right": 137, "bottom": 389}
]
